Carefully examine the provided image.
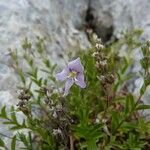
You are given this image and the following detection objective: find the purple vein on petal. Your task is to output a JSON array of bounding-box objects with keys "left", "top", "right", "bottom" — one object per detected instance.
[{"left": 68, "top": 57, "right": 84, "bottom": 73}]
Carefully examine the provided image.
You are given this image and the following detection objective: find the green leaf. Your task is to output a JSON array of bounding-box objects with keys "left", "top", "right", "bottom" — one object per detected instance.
[
  {"left": 0, "top": 106, "right": 7, "bottom": 118},
  {"left": 125, "top": 94, "right": 135, "bottom": 115},
  {"left": 11, "top": 135, "right": 16, "bottom": 150},
  {"left": 28, "top": 132, "right": 32, "bottom": 150},
  {"left": 38, "top": 78, "right": 43, "bottom": 86},
  {"left": 140, "top": 76, "right": 150, "bottom": 95},
  {"left": 10, "top": 106, "right": 17, "bottom": 123},
  {"left": 43, "top": 59, "right": 51, "bottom": 68},
  {"left": 10, "top": 125, "right": 26, "bottom": 130},
  {"left": 136, "top": 104, "right": 150, "bottom": 110},
  {"left": 74, "top": 124, "right": 103, "bottom": 141},
  {"left": 121, "top": 56, "right": 129, "bottom": 74},
  {"left": 22, "top": 38, "right": 32, "bottom": 50},
  {"left": 111, "top": 111, "right": 120, "bottom": 132},
  {"left": 145, "top": 75, "right": 150, "bottom": 86},
  {"left": 0, "top": 138, "right": 5, "bottom": 147},
  {"left": 18, "top": 69, "right": 26, "bottom": 85},
  {"left": 18, "top": 133, "right": 29, "bottom": 148},
  {"left": 140, "top": 83, "right": 146, "bottom": 96},
  {"left": 122, "top": 122, "right": 138, "bottom": 131},
  {"left": 40, "top": 69, "right": 51, "bottom": 74},
  {"left": 30, "top": 77, "right": 42, "bottom": 86},
  {"left": 87, "top": 140, "right": 97, "bottom": 150}
]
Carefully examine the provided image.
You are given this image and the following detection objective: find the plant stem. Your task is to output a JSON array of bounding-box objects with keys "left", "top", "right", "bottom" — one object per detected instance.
[{"left": 69, "top": 135, "right": 74, "bottom": 150}]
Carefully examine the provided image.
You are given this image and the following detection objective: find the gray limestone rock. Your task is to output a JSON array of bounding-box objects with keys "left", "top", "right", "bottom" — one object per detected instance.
[{"left": 90, "top": 0, "right": 150, "bottom": 40}]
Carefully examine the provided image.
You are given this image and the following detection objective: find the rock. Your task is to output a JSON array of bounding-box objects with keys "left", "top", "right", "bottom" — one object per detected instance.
[
  {"left": 0, "top": 0, "right": 90, "bottom": 64},
  {"left": 0, "top": 91, "right": 14, "bottom": 105},
  {"left": 0, "top": 64, "right": 18, "bottom": 91},
  {"left": 89, "top": 0, "right": 114, "bottom": 41},
  {"left": 90, "top": 0, "right": 150, "bottom": 40},
  {"left": 143, "top": 86, "right": 150, "bottom": 119}
]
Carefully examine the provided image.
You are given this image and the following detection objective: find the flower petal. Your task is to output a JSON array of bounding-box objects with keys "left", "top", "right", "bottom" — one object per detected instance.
[
  {"left": 75, "top": 73, "right": 86, "bottom": 88},
  {"left": 68, "top": 57, "right": 84, "bottom": 73},
  {"left": 55, "top": 68, "right": 69, "bottom": 81},
  {"left": 64, "top": 78, "right": 74, "bottom": 95}
]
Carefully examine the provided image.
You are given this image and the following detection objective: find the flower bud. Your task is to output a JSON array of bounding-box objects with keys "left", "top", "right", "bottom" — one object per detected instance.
[
  {"left": 92, "top": 52, "right": 99, "bottom": 58},
  {"left": 95, "top": 43, "right": 104, "bottom": 50}
]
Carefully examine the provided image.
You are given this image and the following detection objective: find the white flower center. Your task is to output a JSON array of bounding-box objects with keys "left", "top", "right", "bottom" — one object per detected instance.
[{"left": 68, "top": 71, "right": 77, "bottom": 78}]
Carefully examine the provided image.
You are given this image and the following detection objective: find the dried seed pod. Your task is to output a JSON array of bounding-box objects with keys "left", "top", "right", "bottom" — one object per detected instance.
[
  {"left": 95, "top": 43, "right": 104, "bottom": 50},
  {"left": 17, "top": 101, "right": 26, "bottom": 107}
]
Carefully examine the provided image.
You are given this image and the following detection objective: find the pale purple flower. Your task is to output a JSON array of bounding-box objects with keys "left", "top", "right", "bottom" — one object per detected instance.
[{"left": 56, "top": 57, "right": 86, "bottom": 95}]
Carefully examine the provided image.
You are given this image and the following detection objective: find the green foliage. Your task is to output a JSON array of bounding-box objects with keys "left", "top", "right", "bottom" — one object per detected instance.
[
  {"left": 0, "top": 29, "right": 150, "bottom": 150},
  {"left": 0, "top": 138, "right": 5, "bottom": 148},
  {"left": 11, "top": 135, "right": 17, "bottom": 150}
]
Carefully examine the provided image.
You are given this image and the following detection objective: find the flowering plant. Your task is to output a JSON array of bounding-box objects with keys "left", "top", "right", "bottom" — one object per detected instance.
[
  {"left": 56, "top": 57, "right": 86, "bottom": 95},
  {"left": 0, "top": 29, "right": 150, "bottom": 150}
]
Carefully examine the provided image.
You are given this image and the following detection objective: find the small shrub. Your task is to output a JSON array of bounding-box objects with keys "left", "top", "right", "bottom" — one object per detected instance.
[{"left": 0, "top": 29, "right": 150, "bottom": 150}]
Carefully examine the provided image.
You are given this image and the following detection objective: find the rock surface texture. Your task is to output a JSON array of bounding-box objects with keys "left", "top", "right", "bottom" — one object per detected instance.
[
  {"left": 0, "top": 0, "right": 150, "bottom": 145},
  {"left": 0, "top": 0, "right": 90, "bottom": 104}
]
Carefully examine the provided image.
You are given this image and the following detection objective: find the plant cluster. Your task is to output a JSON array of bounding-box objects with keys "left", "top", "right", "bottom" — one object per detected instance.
[{"left": 0, "top": 29, "right": 150, "bottom": 150}]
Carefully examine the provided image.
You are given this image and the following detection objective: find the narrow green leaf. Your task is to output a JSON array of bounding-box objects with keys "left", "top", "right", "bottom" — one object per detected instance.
[
  {"left": 34, "top": 68, "right": 38, "bottom": 79},
  {"left": 87, "top": 140, "right": 97, "bottom": 150},
  {"left": 28, "top": 132, "right": 32, "bottom": 150},
  {"left": 136, "top": 104, "right": 150, "bottom": 110},
  {"left": 38, "top": 78, "right": 43, "bottom": 86},
  {"left": 10, "top": 106, "right": 17, "bottom": 123},
  {"left": 3, "top": 121, "right": 14, "bottom": 125},
  {"left": 111, "top": 111, "right": 120, "bottom": 132},
  {"left": 18, "top": 133, "right": 28, "bottom": 147},
  {"left": 140, "top": 82, "right": 148, "bottom": 96},
  {"left": 51, "top": 64, "right": 57, "bottom": 74},
  {"left": 121, "top": 57, "right": 129, "bottom": 74},
  {"left": 11, "top": 135, "right": 16, "bottom": 150},
  {"left": 0, "top": 106, "right": 7, "bottom": 118},
  {"left": 18, "top": 69, "right": 26, "bottom": 85},
  {"left": 10, "top": 125, "right": 26, "bottom": 130},
  {"left": 0, "top": 138, "right": 5, "bottom": 147},
  {"left": 30, "top": 77, "right": 40, "bottom": 86},
  {"left": 43, "top": 59, "right": 50, "bottom": 68},
  {"left": 125, "top": 94, "right": 135, "bottom": 115},
  {"left": 29, "top": 59, "right": 33, "bottom": 67}
]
